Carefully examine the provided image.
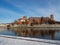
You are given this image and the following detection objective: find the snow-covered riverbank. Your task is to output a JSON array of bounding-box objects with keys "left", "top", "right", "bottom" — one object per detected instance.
[{"left": 0, "top": 35, "right": 60, "bottom": 45}]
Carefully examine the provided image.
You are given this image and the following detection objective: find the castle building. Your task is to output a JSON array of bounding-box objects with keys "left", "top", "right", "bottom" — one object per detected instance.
[
  {"left": 13, "top": 14, "right": 60, "bottom": 26},
  {"left": 16, "top": 16, "right": 28, "bottom": 25},
  {"left": 28, "top": 15, "right": 55, "bottom": 25}
]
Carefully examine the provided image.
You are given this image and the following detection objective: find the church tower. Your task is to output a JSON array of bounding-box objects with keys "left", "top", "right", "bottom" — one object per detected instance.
[{"left": 50, "top": 14, "right": 54, "bottom": 21}]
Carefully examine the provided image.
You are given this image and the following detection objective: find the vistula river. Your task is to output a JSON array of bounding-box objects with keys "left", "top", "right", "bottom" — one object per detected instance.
[{"left": 0, "top": 28, "right": 60, "bottom": 41}]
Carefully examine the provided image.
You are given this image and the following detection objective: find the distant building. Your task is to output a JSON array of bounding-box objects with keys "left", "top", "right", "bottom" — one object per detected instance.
[{"left": 0, "top": 23, "right": 10, "bottom": 29}]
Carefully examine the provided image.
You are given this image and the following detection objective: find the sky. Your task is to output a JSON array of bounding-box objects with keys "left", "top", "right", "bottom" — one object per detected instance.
[{"left": 0, "top": 0, "right": 60, "bottom": 23}]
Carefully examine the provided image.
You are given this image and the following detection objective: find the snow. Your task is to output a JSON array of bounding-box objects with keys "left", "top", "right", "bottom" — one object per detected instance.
[{"left": 0, "top": 35, "right": 60, "bottom": 45}]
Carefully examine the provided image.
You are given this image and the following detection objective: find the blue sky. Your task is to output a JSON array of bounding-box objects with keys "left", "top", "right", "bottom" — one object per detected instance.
[{"left": 0, "top": 0, "right": 60, "bottom": 23}]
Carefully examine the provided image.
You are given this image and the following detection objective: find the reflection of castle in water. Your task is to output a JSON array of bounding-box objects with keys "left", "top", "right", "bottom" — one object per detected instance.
[{"left": 16, "top": 28, "right": 56, "bottom": 40}]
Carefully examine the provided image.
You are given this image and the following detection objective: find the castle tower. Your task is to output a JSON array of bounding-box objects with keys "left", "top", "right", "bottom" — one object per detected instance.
[
  {"left": 50, "top": 14, "right": 54, "bottom": 21},
  {"left": 22, "top": 16, "right": 27, "bottom": 20}
]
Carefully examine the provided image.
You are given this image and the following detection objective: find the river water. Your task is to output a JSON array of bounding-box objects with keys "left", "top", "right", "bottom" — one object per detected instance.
[{"left": 0, "top": 28, "right": 60, "bottom": 41}]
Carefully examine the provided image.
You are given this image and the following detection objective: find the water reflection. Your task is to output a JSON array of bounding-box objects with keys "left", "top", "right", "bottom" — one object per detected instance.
[
  {"left": 1, "top": 28, "right": 60, "bottom": 40},
  {"left": 14, "top": 28, "right": 59, "bottom": 40}
]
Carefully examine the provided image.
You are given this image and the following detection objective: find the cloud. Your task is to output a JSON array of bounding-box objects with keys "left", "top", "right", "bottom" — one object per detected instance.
[
  {"left": 5, "top": 0, "right": 39, "bottom": 17},
  {"left": 0, "top": 0, "right": 60, "bottom": 22},
  {"left": 0, "top": 8, "right": 25, "bottom": 23},
  {"left": 7, "top": 0, "right": 60, "bottom": 21}
]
